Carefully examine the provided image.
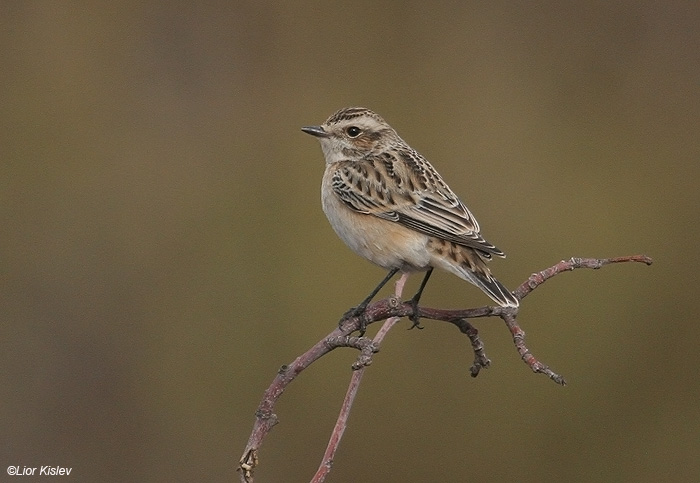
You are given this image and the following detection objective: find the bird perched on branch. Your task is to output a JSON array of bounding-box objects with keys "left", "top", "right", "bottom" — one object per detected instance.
[{"left": 302, "top": 107, "right": 518, "bottom": 329}]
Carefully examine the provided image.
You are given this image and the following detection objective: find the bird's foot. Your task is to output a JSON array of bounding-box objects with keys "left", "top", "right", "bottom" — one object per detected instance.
[
  {"left": 339, "top": 304, "right": 370, "bottom": 336},
  {"left": 408, "top": 296, "right": 424, "bottom": 330}
]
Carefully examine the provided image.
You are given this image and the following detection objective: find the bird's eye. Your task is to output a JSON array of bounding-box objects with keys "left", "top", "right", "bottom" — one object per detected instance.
[{"left": 346, "top": 126, "right": 361, "bottom": 138}]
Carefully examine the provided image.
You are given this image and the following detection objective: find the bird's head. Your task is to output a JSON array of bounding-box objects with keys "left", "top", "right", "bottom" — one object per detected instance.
[{"left": 302, "top": 107, "right": 401, "bottom": 164}]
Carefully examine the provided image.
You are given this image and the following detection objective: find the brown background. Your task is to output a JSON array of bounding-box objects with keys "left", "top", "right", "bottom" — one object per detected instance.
[{"left": 2, "top": 2, "right": 698, "bottom": 482}]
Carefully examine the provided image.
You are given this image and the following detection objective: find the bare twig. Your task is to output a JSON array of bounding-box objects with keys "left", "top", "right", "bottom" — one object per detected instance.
[
  {"left": 311, "top": 274, "right": 409, "bottom": 482},
  {"left": 237, "top": 255, "right": 652, "bottom": 482}
]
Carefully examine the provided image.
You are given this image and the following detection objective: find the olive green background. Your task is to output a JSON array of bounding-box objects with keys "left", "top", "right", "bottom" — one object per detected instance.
[{"left": 2, "top": 2, "right": 698, "bottom": 482}]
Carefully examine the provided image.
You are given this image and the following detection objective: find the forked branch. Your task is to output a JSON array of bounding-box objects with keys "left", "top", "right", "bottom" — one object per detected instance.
[{"left": 238, "top": 255, "right": 652, "bottom": 483}]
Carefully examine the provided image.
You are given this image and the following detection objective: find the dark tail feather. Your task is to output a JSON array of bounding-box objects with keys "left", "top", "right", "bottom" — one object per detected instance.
[
  {"left": 453, "top": 263, "right": 520, "bottom": 308},
  {"left": 474, "top": 272, "right": 520, "bottom": 308},
  {"left": 431, "top": 241, "right": 520, "bottom": 308}
]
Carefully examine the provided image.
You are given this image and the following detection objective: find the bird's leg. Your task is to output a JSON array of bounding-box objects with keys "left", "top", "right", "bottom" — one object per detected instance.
[
  {"left": 340, "top": 267, "right": 399, "bottom": 334},
  {"left": 408, "top": 268, "right": 433, "bottom": 330}
]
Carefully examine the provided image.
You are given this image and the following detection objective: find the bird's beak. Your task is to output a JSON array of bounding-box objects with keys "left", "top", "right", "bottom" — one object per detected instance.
[{"left": 301, "top": 125, "right": 330, "bottom": 138}]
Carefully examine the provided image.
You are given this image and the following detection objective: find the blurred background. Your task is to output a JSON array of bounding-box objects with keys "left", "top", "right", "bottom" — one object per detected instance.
[{"left": 1, "top": 2, "right": 698, "bottom": 482}]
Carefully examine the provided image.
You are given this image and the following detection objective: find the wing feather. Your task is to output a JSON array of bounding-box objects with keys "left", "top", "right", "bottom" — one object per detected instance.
[{"left": 331, "top": 152, "right": 505, "bottom": 258}]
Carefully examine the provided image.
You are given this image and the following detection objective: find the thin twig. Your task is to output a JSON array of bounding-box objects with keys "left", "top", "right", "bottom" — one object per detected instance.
[
  {"left": 311, "top": 274, "right": 409, "bottom": 482},
  {"left": 311, "top": 317, "right": 401, "bottom": 483}
]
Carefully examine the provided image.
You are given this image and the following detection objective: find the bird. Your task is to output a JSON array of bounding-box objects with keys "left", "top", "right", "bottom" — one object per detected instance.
[{"left": 302, "top": 107, "right": 518, "bottom": 329}]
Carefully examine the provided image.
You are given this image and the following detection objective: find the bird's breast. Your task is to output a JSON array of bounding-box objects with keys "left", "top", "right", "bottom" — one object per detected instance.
[{"left": 321, "top": 166, "right": 431, "bottom": 271}]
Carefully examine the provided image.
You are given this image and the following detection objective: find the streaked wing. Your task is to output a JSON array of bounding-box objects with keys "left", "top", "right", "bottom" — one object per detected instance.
[{"left": 330, "top": 151, "right": 505, "bottom": 257}]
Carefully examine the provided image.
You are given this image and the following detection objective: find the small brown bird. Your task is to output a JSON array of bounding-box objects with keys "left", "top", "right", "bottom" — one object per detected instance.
[{"left": 302, "top": 107, "right": 518, "bottom": 327}]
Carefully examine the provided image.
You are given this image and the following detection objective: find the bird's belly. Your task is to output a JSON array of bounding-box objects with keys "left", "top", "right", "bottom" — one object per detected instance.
[{"left": 322, "top": 192, "right": 430, "bottom": 271}]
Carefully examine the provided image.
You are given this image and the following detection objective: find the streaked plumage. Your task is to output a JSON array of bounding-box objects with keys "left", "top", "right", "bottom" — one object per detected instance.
[{"left": 302, "top": 107, "right": 518, "bottom": 309}]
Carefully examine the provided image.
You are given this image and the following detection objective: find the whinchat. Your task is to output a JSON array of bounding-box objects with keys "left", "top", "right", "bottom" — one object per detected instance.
[{"left": 302, "top": 107, "right": 518, "bottom": 327}]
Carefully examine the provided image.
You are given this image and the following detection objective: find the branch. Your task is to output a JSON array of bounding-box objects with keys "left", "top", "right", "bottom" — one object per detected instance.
[
  {"left": 237, "top": 255, "right": 652, "bottom": 482},
  {"left": 311, "top": 316, "right": 402, "bottom": 483}
]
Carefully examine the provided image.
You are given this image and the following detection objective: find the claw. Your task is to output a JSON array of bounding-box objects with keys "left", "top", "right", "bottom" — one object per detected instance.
[
  {"left": 339, "top": 305, "right": 369, "bottom": 336},
  {"left": 407, "top": 297, "right": 424, "bottom": 330},
  {"left": 406, "top": 268, "right": 432, "bottom": 331}
]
